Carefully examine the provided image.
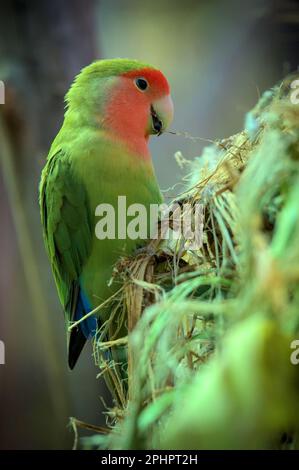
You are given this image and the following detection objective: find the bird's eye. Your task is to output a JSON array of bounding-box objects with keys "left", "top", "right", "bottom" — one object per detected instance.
[{"left": 135, "top": 77, "right": 148, "bottom": 91}]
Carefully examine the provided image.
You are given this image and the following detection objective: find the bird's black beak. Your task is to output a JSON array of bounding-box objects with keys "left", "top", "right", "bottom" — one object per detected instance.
[{"left": 150, "top": 105, "right": 163, "bottom": 136}]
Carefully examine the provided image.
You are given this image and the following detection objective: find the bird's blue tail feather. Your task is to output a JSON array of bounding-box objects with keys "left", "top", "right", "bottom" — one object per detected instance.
[{"left": 74, "top": 288, "right": 97, "bottom": 339}]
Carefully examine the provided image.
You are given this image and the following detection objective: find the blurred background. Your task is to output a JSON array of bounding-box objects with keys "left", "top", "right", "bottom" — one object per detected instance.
[{"left": 0, "top": 0, "right": 298, "bottom": 449}]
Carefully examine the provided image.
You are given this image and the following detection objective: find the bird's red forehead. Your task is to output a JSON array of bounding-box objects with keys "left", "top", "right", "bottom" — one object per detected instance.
[{"left": 121, "top": 68, "right": 170, "bottom": 96}]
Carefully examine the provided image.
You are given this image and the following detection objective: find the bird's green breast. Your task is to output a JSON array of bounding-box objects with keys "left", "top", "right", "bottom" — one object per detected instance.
[{"left": 69, "top": 131, "right": 162, "bottom": 311}]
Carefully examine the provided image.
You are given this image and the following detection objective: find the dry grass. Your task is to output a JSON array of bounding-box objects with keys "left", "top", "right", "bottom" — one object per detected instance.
[{"left": 81, "top": 74, "right": 299, "bottom": 450}]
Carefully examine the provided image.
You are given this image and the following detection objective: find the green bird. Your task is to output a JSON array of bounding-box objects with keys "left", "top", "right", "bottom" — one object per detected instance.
[{"left": 39, "top": 59, "right": 174, "bottom": 369}]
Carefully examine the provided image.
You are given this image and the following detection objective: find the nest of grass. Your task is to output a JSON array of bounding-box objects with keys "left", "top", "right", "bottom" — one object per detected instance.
[{"left": 78, "top": 74, "right": 299, "bottom": 450}]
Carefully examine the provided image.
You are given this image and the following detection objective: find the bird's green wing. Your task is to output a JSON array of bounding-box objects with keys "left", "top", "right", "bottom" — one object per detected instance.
[{"left": 39, "top": 149, "right": 93, "bottom": 331}]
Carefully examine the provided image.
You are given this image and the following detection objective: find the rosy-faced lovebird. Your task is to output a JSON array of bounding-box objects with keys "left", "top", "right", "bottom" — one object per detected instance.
[{"left": 39, "top": 59, "right": 173, "bottom": 369}]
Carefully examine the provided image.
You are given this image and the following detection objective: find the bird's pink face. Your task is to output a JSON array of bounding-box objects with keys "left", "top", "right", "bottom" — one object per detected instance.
[{"left": 103, "top": 68, "right": 174, "bottom": 158}]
